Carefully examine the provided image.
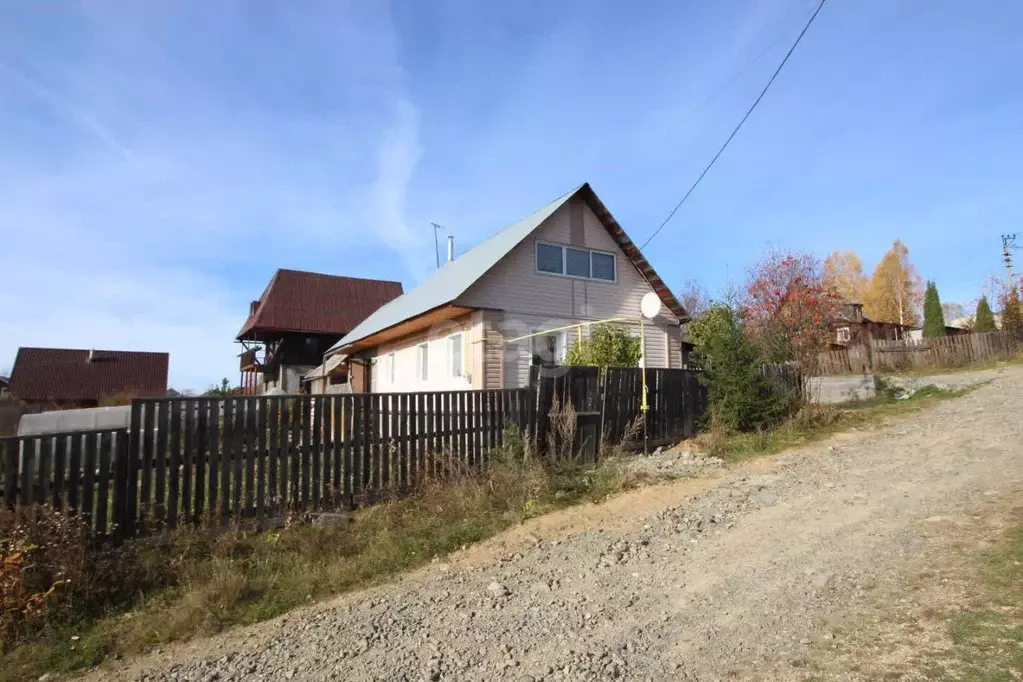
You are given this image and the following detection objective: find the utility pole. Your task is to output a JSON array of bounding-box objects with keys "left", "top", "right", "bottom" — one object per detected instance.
[
  {"left": 431, "top": 223, "right": 444, "bottom": 268},
  {"left": 1002, "top": 234, "right": 1017, "bottom": 290}
]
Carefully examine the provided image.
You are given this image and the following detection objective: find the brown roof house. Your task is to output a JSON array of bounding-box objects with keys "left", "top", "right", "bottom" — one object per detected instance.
[
  {"left": 10, "top": 347, "right": 169, "bottom": 407},
  {"left": 326, "top": 183, "right": 689, "bottom": 393},
  {"left": 830, "top": 302, "right": 908, "bottom": 348},
  {"left": 237, "top": 269, "right": 403, "bottom": 394}
]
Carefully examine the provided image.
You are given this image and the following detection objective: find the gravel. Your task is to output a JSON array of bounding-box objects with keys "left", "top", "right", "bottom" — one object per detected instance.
[{"left": 93, "top": 366, "right": 1023, "bottom": 682}]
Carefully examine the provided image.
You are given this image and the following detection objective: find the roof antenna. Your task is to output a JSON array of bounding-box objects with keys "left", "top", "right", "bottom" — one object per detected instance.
[{"left": 431, "top": 223, "right": 444, "bottom": 268}]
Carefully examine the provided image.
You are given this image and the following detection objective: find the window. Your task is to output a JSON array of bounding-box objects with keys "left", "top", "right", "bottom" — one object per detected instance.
[
  {"left": 387, "top": 352, "right": 395, "bottom": 383},
  {"left": 535, "top": 242, "right": 617, "bottom": 282},
  {"left": 836, "top": 327, "right": 851, "bottom": 343},
  {"left": 536, "top": 243, "right": 564, "bottom": 274},
  {"left": 416, "top": 343, "right": 428, "bottom": 381},
  {"left": 591, "top": 252, "right": 616, "bottom": 281},
  {"left": 449, "top": 333, "right": 463, "bottom": 378},
  {"left": 565, "top": 247, "right": 590, "bottom": 277},
  {"left": 530, "top": 330, "right": 566, "bottom": 366}
]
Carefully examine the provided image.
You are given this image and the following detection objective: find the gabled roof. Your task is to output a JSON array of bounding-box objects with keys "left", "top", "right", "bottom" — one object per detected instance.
[
  {"left": 329, "top": 183, "right": 687, "bottom": 354},
  {"left": 237, "top": 269, "right": 404, "bottom": 340},
  {"left": 10, "top": 347, "right": 169, "bottom": 402}
]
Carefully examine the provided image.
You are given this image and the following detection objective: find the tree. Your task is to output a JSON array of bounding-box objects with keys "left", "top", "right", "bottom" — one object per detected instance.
[
  {"left": 563, "top": 323, "right": 642, "bottom": 368},
  {"left": 689, "top": 303, "right": 787, "bottom": 432},
  {"left": 743, "top": 250, "right": 842, "bottom": 369},
  {"left": 678, "top": 279, "right": 711, "bottom": 320},
  {"left": 973, "top": 296, "right": 997, "bottom": 332},
  {"left": 863, "top": 239, "right": 923, "bottom": 326},
  {"left": 822, "top": 250, "right": 868, "bottom": 302},
  {"left": 922, "top": 282, "right": 946, "bottom": 337},
  {"left": 203, "top": 378, "right": 233, "bottom": 397},
  {"left": 1001, "top": 287, "right": 1022, "bottom": 336}
]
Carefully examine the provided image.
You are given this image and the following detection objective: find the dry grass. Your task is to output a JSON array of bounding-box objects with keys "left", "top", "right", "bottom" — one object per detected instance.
[
  {"left": 699, "top": 384, "right": 969, "bottom": 463},
  {"left": 0, "top": 431, "right": 632, "bottom": 682}
]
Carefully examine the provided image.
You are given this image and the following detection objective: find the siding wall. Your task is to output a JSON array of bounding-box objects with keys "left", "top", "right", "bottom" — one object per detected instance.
[
  {"left": 368, "top": 316, "right": 476, "bottom": 393},
  {"left": 455, "top": 197, "right": 682, "bottom": 387}
]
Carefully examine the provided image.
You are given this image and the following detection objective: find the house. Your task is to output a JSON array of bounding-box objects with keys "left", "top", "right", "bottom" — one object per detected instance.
[
  {"left": 0, "top": 375, "right": 9, "bottom": 396},
  {"left": 831, "top": 302, "right": 908, "bottom": 348},
  {"left": 9, "top": 347, "right": 169, "bottom": 408},
  {"left": 237, "top": 269, "right": 403, "bottom": 394},
  {"left": 326, "top": 183, "right": 688, "bottom": 392}
]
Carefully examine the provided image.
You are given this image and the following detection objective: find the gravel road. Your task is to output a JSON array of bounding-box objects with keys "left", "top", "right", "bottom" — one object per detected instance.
[{"left": 96, "top": 366, "right": 1023, "bottom": 682}]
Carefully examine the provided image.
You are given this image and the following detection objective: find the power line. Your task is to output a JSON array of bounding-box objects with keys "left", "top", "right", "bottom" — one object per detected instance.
[{"left": 640, "top": 0, "right": 829, "bottom": 250}]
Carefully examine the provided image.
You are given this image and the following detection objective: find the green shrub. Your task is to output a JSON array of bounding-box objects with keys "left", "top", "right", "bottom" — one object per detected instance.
[
  {"left": 563, "top": 323, "right": 641, "bottom": 368},
  {"left": 689, "top": 303, "right": 791, "bottom": 432}
]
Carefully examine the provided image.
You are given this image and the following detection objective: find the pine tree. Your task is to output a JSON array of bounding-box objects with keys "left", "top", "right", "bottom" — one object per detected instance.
[
  {"left": 922, "top": 281, "right": 946, "bottom": 338},
  {"left": 973, "top": 296, "right": 997, "bottom": 333},
  {"left": 1002, "top": 287, "right": 1023, "bottom": 336}
]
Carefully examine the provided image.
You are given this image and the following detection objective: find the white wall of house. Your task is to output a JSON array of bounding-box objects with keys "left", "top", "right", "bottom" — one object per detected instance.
[
  {"left": 369, "top": 317, "right": 476, "bottom": 393},
  {"left": 457, "top": 196, "right": 683, "bottom": 387}
]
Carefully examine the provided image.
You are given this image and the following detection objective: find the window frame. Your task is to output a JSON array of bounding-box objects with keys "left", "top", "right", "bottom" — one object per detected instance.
[
  {"left": 448, "top": 333, "right": 464, "bottom": 378},
  {"left": 416, "top": 343, "right": 429, "bottom": 382},
  {"left": 836, "top": 327, "right": 851, "bottom": 343},
  {"left": 534, "top": 241, "right": 618, "bottom": 283}
]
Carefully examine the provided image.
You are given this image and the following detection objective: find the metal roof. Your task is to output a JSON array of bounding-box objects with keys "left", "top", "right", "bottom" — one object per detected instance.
[
  {"left": 10, "top": 347, "right": 169, "bottom": 402},
  {"left": 328, "top": 183, "right": 687, "bottom": 354},
  {"left": 237, "top": 269, "right": 403, "bottom": 340}
]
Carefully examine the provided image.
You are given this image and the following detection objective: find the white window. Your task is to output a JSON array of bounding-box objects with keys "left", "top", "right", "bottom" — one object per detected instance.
[
  {"left": 530, "top": 330, "right": 566, "bottom": 366},
  {"left": 565, "top": 247, "right": 591, "bottom": 277},
  {"left": 535, "top": 242, "right": 617, "bottom": 282},
  {"left": 536, "top": 243, "right": 563, "bottom": 274},
  {"left": 591, "top": 252, "right": 616, "bottom": 281},
  {"left": 387, "top": 352, "right": 396, "bottom": 383},
  {"left": 836, "top": 327, "right": 851, "bottom": 343},
  {"left": 416, "top": 343, "right": 428, "bottom": 381},
  {"left": 449, "top": 333, "right": 463, "bottom": 378}
]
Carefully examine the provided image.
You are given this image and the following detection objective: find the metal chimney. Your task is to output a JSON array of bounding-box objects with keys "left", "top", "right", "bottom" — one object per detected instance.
[{"left": 447, "top": 235, "right": 455, "bottom": 262}]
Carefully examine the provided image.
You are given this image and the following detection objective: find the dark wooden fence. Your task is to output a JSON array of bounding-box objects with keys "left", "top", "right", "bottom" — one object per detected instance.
[
  {"left": 2, "top": 390, "right": 533, "bottom": 540},
  {"left": 2, "top": 368, "right": 710, "bottom": 541},
  {"left": 534, "top": 367, "right": 706, "bottom": 463},
  {"left": 2, "top": 428, "right": 129, "bottom": 540}
]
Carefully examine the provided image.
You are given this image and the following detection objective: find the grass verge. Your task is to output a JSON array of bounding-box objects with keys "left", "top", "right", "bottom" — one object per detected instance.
[
  {"left": 699, "top": 382, "right": 970, "bottom": 463},
  {"left": 1, "top": 443, "right": 634, "bottom": 682},
  {"left": 935, "top": 518, "right": 1023, "bottom": 680}
]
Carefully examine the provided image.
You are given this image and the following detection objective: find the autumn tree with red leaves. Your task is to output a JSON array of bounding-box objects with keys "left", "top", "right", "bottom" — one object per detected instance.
[{"left": 743, "top": 250, "right": 842, "bottom": 370}]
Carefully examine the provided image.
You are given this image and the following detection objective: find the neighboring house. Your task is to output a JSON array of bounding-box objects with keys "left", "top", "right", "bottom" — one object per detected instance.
[
  {"left": 326, "top": 183, "right": 689, "bottom": 393},
  {"left": 831, "top": 302, "right": 909, "bottom": 348},
  {"left": 9, "top": 347, "right": 169, "bottom": 408},
  {"left": 237, "top": 269, "right": 403, "bottom": 394},
  {"left": 0, "top": 375, "right": 9, "bottom": 396}
]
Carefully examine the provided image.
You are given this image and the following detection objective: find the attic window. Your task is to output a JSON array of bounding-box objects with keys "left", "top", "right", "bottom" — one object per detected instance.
[{"left": 535, "top": 242, "right": 617, "bottom": 283}]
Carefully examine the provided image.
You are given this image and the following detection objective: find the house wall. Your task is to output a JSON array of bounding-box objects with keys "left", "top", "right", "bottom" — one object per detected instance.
[
  {"left": 368, "top": 315, "right": 477, "bottom": 393},
  {"left": 455, "top": 197, "right": 683, "bottom": 387}
]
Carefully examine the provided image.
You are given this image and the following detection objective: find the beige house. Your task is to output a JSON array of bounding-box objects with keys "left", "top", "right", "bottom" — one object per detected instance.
[{"left": 326, "top": 183, "right": 688, "bottom": 392}]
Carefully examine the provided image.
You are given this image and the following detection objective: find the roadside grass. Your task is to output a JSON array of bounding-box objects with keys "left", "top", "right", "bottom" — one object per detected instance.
[
  {"left": 1, "top": 441, "right": 633, "bottom": 682},
  {"left": 934, "top": 517, "right": 1023, "bottom": 680},
  {"left": 701, "top": 382, "right": 971, "bottom": 463}
]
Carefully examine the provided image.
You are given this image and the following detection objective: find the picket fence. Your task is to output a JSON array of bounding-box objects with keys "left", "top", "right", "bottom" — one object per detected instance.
[
  {"left": 1, "top": 367, "right": 710, "bottom": 541},
  {"left": 816, "top": 331, "right": 1018, "bottom": 375}
]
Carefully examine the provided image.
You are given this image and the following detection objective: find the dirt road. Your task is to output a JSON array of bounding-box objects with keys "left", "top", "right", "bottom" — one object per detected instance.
[{"left": 101, "top": 367, "right": 1023, "bottom": 682}]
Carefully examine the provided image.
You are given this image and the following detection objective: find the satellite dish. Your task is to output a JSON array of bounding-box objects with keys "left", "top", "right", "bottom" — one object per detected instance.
[{"left": 640, "top": 292, "right": 662, "bottom": 320}]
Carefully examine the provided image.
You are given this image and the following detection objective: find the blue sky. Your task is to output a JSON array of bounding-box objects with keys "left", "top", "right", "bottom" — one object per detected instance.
[{"left": 1, "top": 0, "right": 1020, "bottom": 389}]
